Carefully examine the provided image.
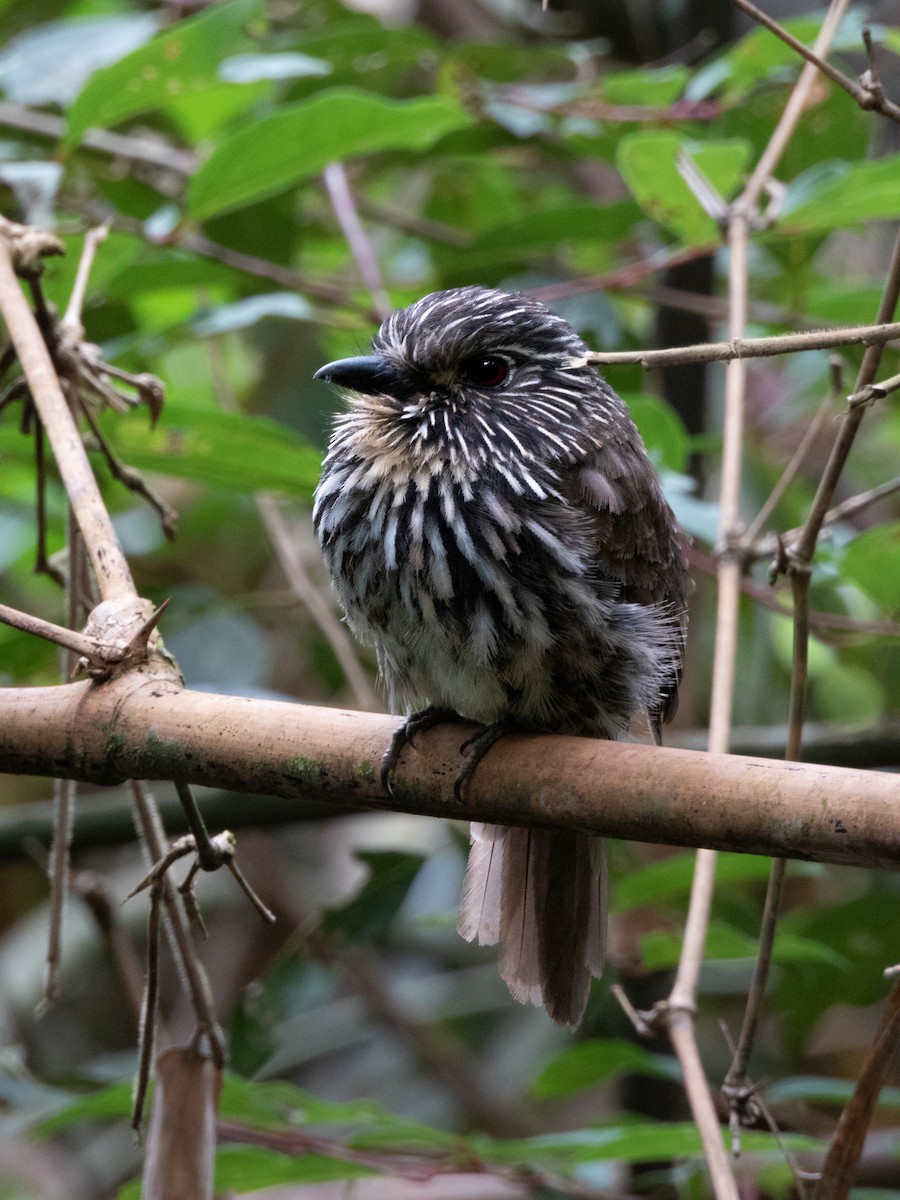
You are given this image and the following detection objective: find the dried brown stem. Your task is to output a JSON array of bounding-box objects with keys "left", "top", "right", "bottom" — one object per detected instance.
[
  {"left": 740, "top": 374, "right": 839, "bottom": 551},
  {"left": 0, "top": 100, "right": 198, "bottom": 174},
  {"left": 685, "top": 545, "right": 900, "bottom": 638},
  {"left": 816, "top": 981, "right": 900, "bottom": 1200},
  {"left": 819, "top": 475, "right": 900, "bottom": 527},
  {"left": 41, "top": 777, "right": 76, "bottom": 1008}
]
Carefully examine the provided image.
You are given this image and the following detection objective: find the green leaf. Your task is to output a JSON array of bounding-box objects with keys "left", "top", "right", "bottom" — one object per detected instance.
[
  {"left": 217, "top": 1075, "right": 462, "bottom": 1152},
  {"left": 769, "top": 613, "right": 835, "bottom": 679},
  {"left": 445, "top": 202, "right": 638, "bottom": 274},
  {"left": 617, "top": 133, "right": 751, "bottom": 244},
  {"left": 186, "top": 89, "right": 470, "bottom": 221},
  {"left": 613, "top": 851, "right": 778, "bottom": 913},
  {"left": 688, "top": 12, "right": 870, "bottom": 101},
  {"left": 102, "top": 407, "right": 322, "bottom": 496},
  {"left": 37, "top": 1080, "right": 132, "bottom": 1135},
  {"left": 323, "top": 850, "right": 425, "bottom": 944},
  {"left": 216, "top": 1147, "right": 374, "bottom": 1189},
  {"left": 780, "top": 156, "right": 900, "bottom": 233},
  {"left": 813, "top": 663, "right": 886, "bottom": 725},
  {"left": 604, "top": 66, "right": 687, "bottom": 106},
  {"left": 639, "top": 920, "right": 849, "bottom": 972},
  {"left": 474, "top": 1122, "right": 817, "bottom": 1169},
  {"left": 65, "top": 0, "right": 263, "bottom": 144},
  {"left": 767, "top": 1076, "right": 900, "bottom": 1108},
  {"left": 532, "top": 1038, "right": 680, "bottom": 1099},
  {"left": 625, "top": 393, "right": 689, "bottom": 474},
  {"left": 0, "top": 13, "right": 160, "bottom": 107},
  {"left": 840, "top": 521, "right": 900, "bottom": 611}
]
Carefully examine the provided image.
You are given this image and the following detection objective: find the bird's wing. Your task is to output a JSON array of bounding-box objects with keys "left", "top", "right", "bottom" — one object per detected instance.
[{"left": 565, "top": 417, "right": 689, "bottom": 733}]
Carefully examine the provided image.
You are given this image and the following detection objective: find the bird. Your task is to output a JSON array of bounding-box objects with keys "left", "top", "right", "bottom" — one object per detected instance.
[{"left": 312, "top": 285, "right": 688, "bottom": 1025}]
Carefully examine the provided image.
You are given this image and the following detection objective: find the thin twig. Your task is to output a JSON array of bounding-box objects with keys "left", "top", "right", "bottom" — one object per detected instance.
[
  {"left": 133, "top": 877, "right": 161, "bottom": 1132},
  {"left": 129, "top": 781, "right": 226, "bottom": 1066},
  {"left": 740, "top": 365, "right": 841, "bottom": 551},
  {"left": 256, "top": 496, "right": 379, "bottom": 711},
  {"left": 792, "top": 226, "right": 900, "bottom": 570},
  {"left": 62, "top": 224, "right": 109, "bottom": 333},
  {"left": 723, "top": 858, "right": 788, "bottom": 1092},
  {"left": 323, "top": 162, "right": 392, "bottom": 319},
  {"left": 0, "top": 232, "right": 135, "bottom": 599},
  {"left": 0, "top": 600, "right": 107, "bottom": 660},
  {"left": 583, "top": 320, "right": 900, "bottom": 368},
  {"left": 732, "top": 0, "right": 900, "bottom": 126},
  {"left": 816, "top": 981, "right": 900, "bottom": 1200},
  {"left": 818, "top": 475, "right": 900, "bottom": 527},
  {"left": 684, "top": 546, "right": 900, "bottom": 639},
  {"left": 670, "top": 8, "right": 852, "bottom": 1194},
  {"left": 40, "top": 777, "right": 76, "bottom": 1009},
  {"left": 804, "top": 225, "right": 900, "bottom": 1200},
  {"left": 0, "top": 100, "right": 199, "bottom": 174},
  {"left": 73, "top": 870, "right": 145, "bottom": 1022}
]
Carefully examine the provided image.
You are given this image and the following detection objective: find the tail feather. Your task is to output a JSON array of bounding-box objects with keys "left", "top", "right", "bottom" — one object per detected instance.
[
  {"left": 458, "top": 823, "right": 606, "bottom": 1025},
  {"left": 457, "top": 822, "right": 502, "bottom": 945},
  {"left": 497, "top": 827, "right": 542, "bottom": 1008}
]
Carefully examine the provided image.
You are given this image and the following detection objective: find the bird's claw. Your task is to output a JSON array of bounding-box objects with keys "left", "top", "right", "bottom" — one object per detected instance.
[
  {"left": 454, "top": 721, "right": 514, "bottom": 801},
  {"left": 380, "top": 705, "right": 457, "bottom": 794}
]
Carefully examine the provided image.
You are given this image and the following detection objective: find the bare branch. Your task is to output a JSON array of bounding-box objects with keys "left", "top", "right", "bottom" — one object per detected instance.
[
  {"left": 679, "top": 10, "right": 852, "bottom": 1190},
  {"left": 0, "top": 600, "right": 107, "bottom": 661},
  {"left": 0, "top": 232, "right": 135, "bottom": 599},
  {"left": 584, "top": 321, "right": 900, "bottom": 368},
  {"left": 732, "top": 0, "right": 900, "bottom": 126},
  {"left": 0, "top": 100, "right": 199, "bottom": 174},
  {"left": 255, "top": 496, "right": 379, "bottom": 712},
  {"left": 62, "top": 223, "right": 109, "bottom": 333},
  {"left": 323, "top": 162, "right": 392, "bottom": 319}
]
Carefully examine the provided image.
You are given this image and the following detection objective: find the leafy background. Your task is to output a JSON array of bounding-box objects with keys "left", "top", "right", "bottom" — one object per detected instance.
[{"left": 0, "top": 0, "right": 898, "bottom": 1196}]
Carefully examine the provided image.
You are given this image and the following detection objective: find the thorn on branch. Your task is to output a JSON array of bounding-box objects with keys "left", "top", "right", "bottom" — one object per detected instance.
[{"left": 859, "top": 28, "right": 885, "bottom": 110}]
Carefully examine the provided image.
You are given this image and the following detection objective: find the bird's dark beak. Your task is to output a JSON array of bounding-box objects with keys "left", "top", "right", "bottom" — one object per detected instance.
[{"left": 314, "top": 355, "right": 411, "bottom": 399}]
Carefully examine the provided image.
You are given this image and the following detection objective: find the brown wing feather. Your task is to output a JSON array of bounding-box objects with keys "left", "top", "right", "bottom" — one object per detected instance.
[{"left": 570, "top": 424, "right": 689, "bottom": 735}]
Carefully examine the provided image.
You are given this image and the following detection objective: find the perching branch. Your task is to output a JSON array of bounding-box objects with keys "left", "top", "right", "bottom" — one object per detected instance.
[{"left": 0, "top": 680, "right": 898, "bottom": 870}]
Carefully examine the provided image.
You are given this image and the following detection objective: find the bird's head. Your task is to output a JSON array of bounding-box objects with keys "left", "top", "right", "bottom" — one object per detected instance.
[{"left": 315, "top": 287, "right": 610, "bottom": 475}]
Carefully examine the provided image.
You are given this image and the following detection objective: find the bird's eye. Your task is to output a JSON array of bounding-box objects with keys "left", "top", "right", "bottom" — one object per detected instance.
[{"left": 462, "top": 355, "right": 509, "bottom": 388}]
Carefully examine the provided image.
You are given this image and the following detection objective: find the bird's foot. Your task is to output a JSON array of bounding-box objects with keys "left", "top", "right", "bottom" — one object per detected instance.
[
  {"left": 381, "top": 706, "right": 459, "bottom": 793},
  {"left": 455, "top": 721, "right": 516, "bottom": 801}
]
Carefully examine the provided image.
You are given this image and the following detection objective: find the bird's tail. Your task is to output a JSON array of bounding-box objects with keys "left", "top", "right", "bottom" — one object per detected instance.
[{"left": 457, "top": 823, "right": 606, "bottom": 1025}]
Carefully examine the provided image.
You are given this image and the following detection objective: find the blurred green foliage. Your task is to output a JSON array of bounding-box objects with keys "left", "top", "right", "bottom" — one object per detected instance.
[{"left": 0, "top": 0, "right": 898, "bottom": 1196}]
